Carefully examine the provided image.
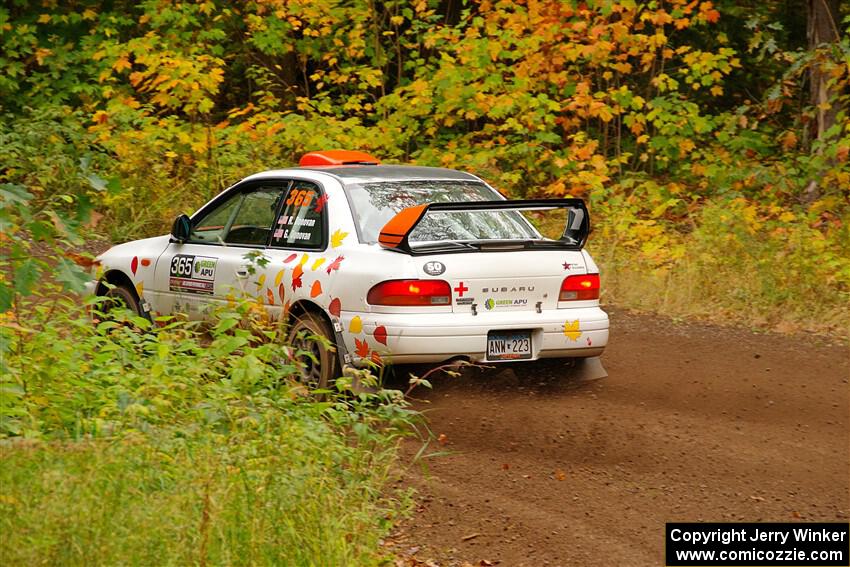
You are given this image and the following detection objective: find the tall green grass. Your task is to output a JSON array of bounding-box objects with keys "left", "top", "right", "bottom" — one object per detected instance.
[{"left": 0, "top": 301, "right": 415, "bottom": 566}]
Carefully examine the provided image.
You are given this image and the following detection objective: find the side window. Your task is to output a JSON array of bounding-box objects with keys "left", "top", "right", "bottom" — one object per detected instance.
[
  {"left": 225, "top": 187, "right": 283, "bottom": 246},
  {"left": 190, "top": 193, "right": 243, "bottom": 243},
  {"left": 190, "top": 184, "right": 286, "bottom": 246},
  {"left": 271, "top": 181, "right": 326, "bottom": 249}
]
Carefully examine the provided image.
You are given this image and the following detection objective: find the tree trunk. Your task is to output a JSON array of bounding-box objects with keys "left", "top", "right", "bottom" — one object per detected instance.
[{"left": 807, "top": 0, "right": 841, "bottom": 140}]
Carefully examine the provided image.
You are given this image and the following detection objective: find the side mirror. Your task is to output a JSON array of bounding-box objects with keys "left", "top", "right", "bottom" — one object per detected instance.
[{"left": 170, "top": 214, "right": 192, "bottom": 243}]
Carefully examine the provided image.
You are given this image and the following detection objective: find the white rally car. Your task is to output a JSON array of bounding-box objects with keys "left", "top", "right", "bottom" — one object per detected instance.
[{"left": 88, "top": 150, "right": 609, "bottom": 387}]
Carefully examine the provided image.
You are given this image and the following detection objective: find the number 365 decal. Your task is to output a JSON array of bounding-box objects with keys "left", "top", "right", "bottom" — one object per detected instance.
[
  {"left": 285, "top": 189, "right": 315, "bottom": 207},
  {"left": 169, "top": 254, "right": 217, "bottom": 295}
]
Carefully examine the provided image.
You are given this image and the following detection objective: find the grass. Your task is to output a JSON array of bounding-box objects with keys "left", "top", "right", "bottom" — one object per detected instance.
[
  {"left": 0, "top": 431, "right": 404, "bottom": 566},
  {"left": 0, "top": 300, "right": 415, "bottom": 566}
]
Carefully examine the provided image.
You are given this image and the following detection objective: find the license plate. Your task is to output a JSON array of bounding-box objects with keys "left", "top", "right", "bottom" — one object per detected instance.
[{"left": 486, "top": 331, "right": 532, "bottom": 361}]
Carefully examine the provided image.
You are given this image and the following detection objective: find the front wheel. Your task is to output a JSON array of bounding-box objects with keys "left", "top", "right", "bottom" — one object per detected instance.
[
  {"left": 101, "top": 284, "right": 142, "bottom": 318},
  {"left": 287, "top": 313, "right": 339, "bottom": 390}
]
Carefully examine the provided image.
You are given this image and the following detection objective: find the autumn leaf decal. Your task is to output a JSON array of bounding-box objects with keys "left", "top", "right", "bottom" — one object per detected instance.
[
  {"left": 563, "top": 320, "right": 581, "bottom": 341},
  {"left": 274, "top": 268, "right": 285, "bottom": 287},
  {"left": 349, "top": 315, "right": 362, "bottom": 333},
  {"left": 313, "top": 193, "right": 329, "bottom": 213},
  {"left": 310, "top": 280, "right": 323, "bottom": 298},
  {"left": 370, "top": 350, "right": 383, "bottom": 366},
  {"left": 291, "top": 264, "right": 303, "bottom": 291},
  {"left": 326, "top": 255, "right": 344, "bottom": 274},
  {"left": 266, "top": 288, "right": 275, "bottom": 305},
  {"left": 131, "top": 256, "right": 139, "bottom": 276},
  {"left": 373, "top": 325, "right": 388, "bottom": 345},
  {"left": 283, "top": 253, "right": 297, "bottom": 263},
  {"left": 311, "top": 257, "right": 326, "bottom": 271},
  {"left": 328, "top": 297, "right": 341, "bottom": 317},
  {"left": 330, "top": 229, "right": 348, "bottom": 248},
  {"left": 354, "top": 337, "right": 369, "bottom": 357},
  {"left": 278, "top": 282, "right": 285, "bottom": 304}
]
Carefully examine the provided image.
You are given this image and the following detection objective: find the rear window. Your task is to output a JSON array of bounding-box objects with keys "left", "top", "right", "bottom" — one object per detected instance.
[{"left": 345, "top": 180, "right": 540, "bottom": 244}]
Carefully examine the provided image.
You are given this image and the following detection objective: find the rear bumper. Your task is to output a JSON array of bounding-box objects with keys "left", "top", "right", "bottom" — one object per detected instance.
[{"left": 340, "top": 306, "right": 608, "bottom": 364}]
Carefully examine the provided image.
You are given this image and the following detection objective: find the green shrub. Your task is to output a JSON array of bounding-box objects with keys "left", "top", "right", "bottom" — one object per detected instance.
[{"left": 0, "top": 300, "right": 415, "bottom": 566}]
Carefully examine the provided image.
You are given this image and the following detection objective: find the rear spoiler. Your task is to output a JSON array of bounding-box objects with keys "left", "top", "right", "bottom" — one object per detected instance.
[{"left": 378, "top": 198, "right": 589, "bottom": 255}]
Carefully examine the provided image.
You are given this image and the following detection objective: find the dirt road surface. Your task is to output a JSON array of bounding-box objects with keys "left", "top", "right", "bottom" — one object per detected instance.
[{"left": 390, "top": 308, "right": 849, "bottom": 567}]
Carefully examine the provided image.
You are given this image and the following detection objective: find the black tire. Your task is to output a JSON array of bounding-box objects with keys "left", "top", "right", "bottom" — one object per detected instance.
[
  {"left": 102, "top": 284, "right": 142, "bottom": 317},
  {"left": 287, "top": 312, "right": 339, "bottom": 390}
]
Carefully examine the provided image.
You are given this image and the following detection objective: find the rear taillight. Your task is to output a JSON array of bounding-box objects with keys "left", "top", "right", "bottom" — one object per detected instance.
[
  {"left": 559, "top": 273, "right": 600, "bottom": 301},
  {"left": 367, "top": 279, "right": 452, "bottom": 306}
]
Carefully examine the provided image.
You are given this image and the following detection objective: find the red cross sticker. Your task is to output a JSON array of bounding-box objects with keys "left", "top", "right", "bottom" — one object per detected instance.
[{"left": 454, "top": 282, "right": 469, "bottom": 297}]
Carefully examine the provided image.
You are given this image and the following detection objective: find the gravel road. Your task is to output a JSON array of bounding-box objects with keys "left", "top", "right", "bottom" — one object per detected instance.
[{"left": 390, "top": 308, "right": 849, "bottom": 567}]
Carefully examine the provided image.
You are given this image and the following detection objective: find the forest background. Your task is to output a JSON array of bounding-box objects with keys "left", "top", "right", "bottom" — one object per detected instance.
[{"left": 2, "top": 0, "right": 849, "bottom": 333}]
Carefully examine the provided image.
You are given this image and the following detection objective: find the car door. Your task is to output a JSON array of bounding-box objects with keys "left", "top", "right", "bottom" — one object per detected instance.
[
  {"left": 259, "top": 179, "right": 331, "bottom": 315},
  {"left": 151, "top": 180, "right": 289, "bottom": 318}
]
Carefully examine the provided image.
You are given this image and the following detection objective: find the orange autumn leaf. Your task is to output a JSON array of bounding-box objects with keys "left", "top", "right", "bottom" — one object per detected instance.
[
  {"left": 781, "top": 131, "right": 798, "bottom": 150},
  {"left": 291, "top": 264, "right": 303, "bottom": 290},
  {"left": 354, "top": 338, "right": 369, "bottom": 357},
  {"left": 65, "top": 252, "right": 100, "bottom": 269}
]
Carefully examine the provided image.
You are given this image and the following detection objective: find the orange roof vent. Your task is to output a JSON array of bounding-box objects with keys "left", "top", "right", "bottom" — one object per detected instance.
[{"left": 299, "top": 150, "right": 381, "bottom": 167}]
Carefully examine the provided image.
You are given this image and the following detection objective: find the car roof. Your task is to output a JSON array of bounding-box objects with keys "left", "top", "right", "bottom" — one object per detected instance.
[{"left": 245, "top": 164, "right": 481, "bottom": 185}]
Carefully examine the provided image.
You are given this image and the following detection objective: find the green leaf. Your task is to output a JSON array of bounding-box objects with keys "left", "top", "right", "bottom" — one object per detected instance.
[
  {"left": 55, "top": 258, "right": 90, "bottom": 292},
  {"left": 28, "top": 220, "right": 54, "bottom": 242},
  {"left": 14, "top": 259, "right": 41, "bottom": 296},
  {"left": 0, "top": 282, "right": 13, "bottom": 310},
  {"left": 106, "top": 177, "right": 122, "bottom": 196},
  {"left": 0, "top": 183, "right": 33, "bottom": 207},
  {"left": 85, "top": 173, "right": 108, "bottom": 192}
]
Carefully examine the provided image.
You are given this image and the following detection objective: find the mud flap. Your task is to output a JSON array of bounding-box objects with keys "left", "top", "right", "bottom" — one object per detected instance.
[
  {"left": 568, "top": 356, "right": 608, "bottom": 382},
  {"left": 330, "top": 317, "right": 380, "bottom": 394}
]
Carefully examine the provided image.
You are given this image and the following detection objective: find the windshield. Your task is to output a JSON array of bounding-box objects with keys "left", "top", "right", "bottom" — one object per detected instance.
[{"left": 345, "top": 180, "right": 540, "bottom": 244}]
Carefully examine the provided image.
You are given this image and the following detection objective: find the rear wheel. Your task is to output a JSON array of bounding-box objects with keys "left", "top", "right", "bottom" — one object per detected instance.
[{"left": 287, "top": 312, "right": 339, "bottom": 390}]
